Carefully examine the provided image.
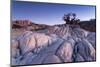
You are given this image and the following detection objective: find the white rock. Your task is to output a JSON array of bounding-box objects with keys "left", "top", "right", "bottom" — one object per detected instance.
[
  {"left": 42, "top": 55, "right": 62, "bottom": 64},
  {"left": 11, "top": 24, "right": 96, "bottom": 65},
  {"left": 11, "top": 40, "right": 18, "bottom": 48},
  {"left": 19, "top": 52, "right": 34, "bottom": 65},
  {"left": 56, "top": 41, "right": 73, "bottom": 62},
  {"left": 74, "top": 53, "right": 84, "bottom": 62},
  {"left": 11, "top": 58, "right": 16, "bottom": 65},
  {"left": 11, "top": 48, "right": 17, "bottom": 58}
]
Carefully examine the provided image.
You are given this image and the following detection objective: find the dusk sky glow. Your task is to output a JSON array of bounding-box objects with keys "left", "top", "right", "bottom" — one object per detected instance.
[{"left": 12, "top": 1, "right": 96, "bottom": 25}]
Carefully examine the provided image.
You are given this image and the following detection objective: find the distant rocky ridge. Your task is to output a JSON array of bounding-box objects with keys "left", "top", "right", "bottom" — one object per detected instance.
[
  {"left": 12, "top": 19, "right": 96, "bottom": 32},
  {"left": 79, "top": 19, "right": 96, "bottom": 32},
  {"left": 12, "top": 20, "right": 49, "bottom": 31},
  {"left": 11, "top": 24, "right": 96, "bottom": 66}
]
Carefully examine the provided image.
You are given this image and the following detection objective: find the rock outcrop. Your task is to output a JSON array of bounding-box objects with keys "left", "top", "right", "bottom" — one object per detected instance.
[
  {"left": 79, "top": 19, "right": 96, "bottom": 32},
  {"left": 12, "top": 20, "right": 49, "bottom": 31},
  {"left": 11, "top": 24, "right": 96, "bottom": 66}
]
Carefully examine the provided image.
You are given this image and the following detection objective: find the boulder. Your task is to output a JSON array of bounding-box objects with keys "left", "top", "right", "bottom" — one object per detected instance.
[{"left": 56, "top": 41, "right": 73, "bottom": 62}]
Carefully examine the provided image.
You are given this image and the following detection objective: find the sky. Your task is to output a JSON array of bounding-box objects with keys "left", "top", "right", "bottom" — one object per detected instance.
[{"left": 12, "top": 1, "right": 96, "bottom": 25}]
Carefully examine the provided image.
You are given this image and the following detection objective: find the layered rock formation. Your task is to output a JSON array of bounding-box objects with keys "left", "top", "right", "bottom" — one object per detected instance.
[
  {"left": 12, "top": 20, "right": 49, "bottom": 31},
  {"left": 11, "top": 24, "right": 96, "bottom": 66}
]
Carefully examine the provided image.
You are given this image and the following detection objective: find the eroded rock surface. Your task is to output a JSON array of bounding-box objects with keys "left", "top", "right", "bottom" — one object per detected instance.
[{"left": 11, "top": 24, "right": 96, "bottom": 65}]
